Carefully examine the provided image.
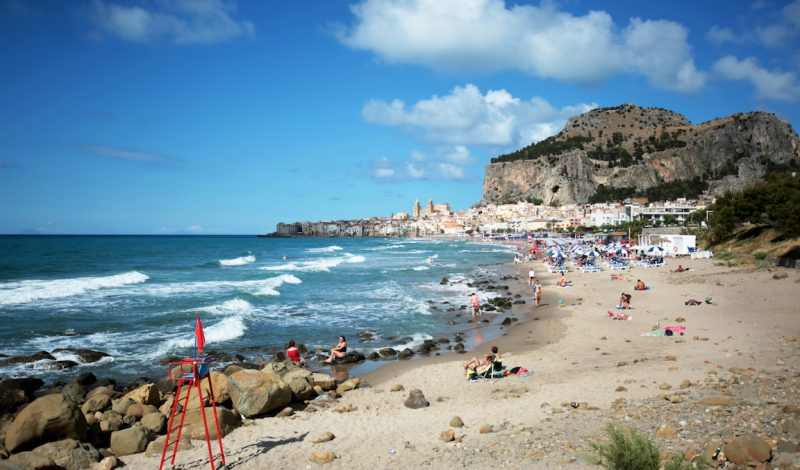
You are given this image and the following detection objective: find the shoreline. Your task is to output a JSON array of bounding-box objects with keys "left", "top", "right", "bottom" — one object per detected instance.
[{"left": 363, "top": 259, "right": 570, "bottom": 386}]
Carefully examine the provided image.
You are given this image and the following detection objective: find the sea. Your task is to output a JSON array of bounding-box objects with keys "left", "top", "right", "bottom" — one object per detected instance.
[{"left": 0, "top": 236, "right": 516, "bottom": 382}]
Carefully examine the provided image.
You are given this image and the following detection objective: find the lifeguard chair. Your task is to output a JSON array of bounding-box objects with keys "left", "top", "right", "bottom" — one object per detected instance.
[{"left": 159, "top": 315, "right": 226, "bottom": 470}]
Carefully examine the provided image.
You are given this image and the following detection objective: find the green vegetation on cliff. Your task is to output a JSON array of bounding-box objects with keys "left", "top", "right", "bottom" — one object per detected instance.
[
  {"left": 491, "top": 135, "right": 593, "bottom": 163},
  {"left": 707, "top": 173, "right": 800, "bottom": 243},
  {"left": 587, "top": 177, "right": 708, "bottom": 203}
]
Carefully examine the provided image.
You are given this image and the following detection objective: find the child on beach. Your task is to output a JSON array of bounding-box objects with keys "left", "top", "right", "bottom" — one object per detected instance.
[
  {"left": 470, "top": 293, "right": 482, "bottom": 318},
  {"left": 618, "top": 293, "right": 632, "bottom": 309}
]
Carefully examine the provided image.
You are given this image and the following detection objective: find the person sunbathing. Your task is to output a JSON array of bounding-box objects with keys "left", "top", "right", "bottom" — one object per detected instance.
[
  {"left": 463, "top": 346, "right": 501, "bottom": 371},
  {"left": 672, "top": 265, "right": 689, "bottom": 273},
  {"left": 634, "top": 279, "right": 646, "bottom": 290},
  {"left": 323, "top": 336, "right": 348, "bottom": 364},
  {"left": 608, "top": 310, "right": 632, "bottom": 320},
  {"left": 610, "top": 274, "right": 624, "bottom": 281},
  {"left": 556, "top": 276, "right": 571, "bottom": 287},
  {"left": 685, "top": 299, "right": 702, "bottom": 306}
]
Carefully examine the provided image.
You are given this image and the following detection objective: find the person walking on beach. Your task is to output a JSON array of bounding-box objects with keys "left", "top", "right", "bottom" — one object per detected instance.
[
  {"left": 528, "top": 269, "right": 535, "bottom": 286},
  {"left": 533, "top": 279, "right": 542, "bottom": 306},
  {"left": 324, "top": 336, "right": 348, "bottom": 364},
  {"left": 470, "top": 293, "right": 482, "bottom": 318}
]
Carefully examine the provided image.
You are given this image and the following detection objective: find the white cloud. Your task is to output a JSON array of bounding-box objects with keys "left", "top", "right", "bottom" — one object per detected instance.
[
  {"left": 93, "top": 0, "right": 255, "bottom": 45},
  {"left": 712, "top": 55, "right": 800, "bottom": 101},
  {"left": 370, "top": 146, "right": 477, "bottom": 182},
  {"left": 338, "top": 0, "right": 705, "bottom": 92},
  {"left": 81, "top": 145, "right": 177, "bottom": 163},
  {"left": 363, "top": 83, "right": 596, "bottom": 148},
  {"left": 706, "top": 25, "right": 736, "bottom": 45},
  {"left": 757, "top": 24, "right": 793, "bottom": 47}
]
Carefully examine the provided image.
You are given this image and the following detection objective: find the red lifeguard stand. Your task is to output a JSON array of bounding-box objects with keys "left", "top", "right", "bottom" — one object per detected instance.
[{"left": 159, "top": 315, "right": 226, "bottom": 470}]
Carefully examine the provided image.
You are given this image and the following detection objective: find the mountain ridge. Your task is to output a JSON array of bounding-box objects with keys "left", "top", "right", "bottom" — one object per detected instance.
[{"left": 481, "top": 104, "right": 800, "bottom": 205}]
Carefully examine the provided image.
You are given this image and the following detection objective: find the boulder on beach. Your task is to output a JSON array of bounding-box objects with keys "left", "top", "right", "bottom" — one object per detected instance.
[
  {"left": 123, "top": 383, "right": 160, "bottom": 407},
  {"left": 8, "top": 451, "right": 60, "bottom": 470},
  {"left": 404, "top": 389, "right": 429, "bottom": 409},
  {"left": 30, "top": 439, "right": 100, "bottom": 470},
  {"left": 378, "top": 348, "right": 398, "bottom": 358},
  {"left": 723, "top": 436, "right": 771, "bottom": 465},
  {"left": 228, "top": 370, "right": 292, "bottom": 418},
  {"left": 145, "top": 435, "right": 193, "bottom": 457},
  {"left": 4, "top": 393, "right": 88, "bottom": 453},
  {"left": 110, "top": 426, "right": 150, "bottom": 457},
  {"left": 140, "top": 412, "right": 167, "bottom": 434},
  {"left": 283, "top": 369, "right": 316, "bottom": 401},
  {"left": 81, "top": 395, "right": 111, "bottom": 414},
  {"left": 0, "top": 352, "right": 54, "bottom": 367},
  {"left": 0, "top": 378, "right": 44, "bottom": 413},
  {"left": 310, "top": 373, "right": 337, "bottom": 391},
  {"left": 85, "top": 386, "right": 116, "bottom": 401},
  {"left": 182, "top": 406, "right": 240, "bottom": 440}
]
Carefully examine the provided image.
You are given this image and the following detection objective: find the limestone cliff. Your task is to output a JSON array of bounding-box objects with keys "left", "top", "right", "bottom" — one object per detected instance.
[{"left": 481, "top": 104, "right": 800, "bottom": 205}]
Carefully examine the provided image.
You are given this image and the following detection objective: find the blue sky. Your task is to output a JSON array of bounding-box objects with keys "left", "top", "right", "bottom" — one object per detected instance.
[{"left": 1, "top": 0, "right": 799, "bottom": 234}]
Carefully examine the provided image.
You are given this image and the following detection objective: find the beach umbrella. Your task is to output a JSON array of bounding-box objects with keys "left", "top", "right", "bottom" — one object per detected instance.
[
  {"left": 583, "top": 249, "right": 601, "bottom": 257},
  {"left": 646, "top": 246, "right": 665, "bottom": 256}
]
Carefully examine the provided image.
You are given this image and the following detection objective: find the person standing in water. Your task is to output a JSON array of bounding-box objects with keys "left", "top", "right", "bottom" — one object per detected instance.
[{"left": 470, "top": 293, "right": 482, "bottom": 318}]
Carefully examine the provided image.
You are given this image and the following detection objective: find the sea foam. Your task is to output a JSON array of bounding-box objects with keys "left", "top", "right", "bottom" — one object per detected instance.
[
  {"left": 0, "top": 271, "right": 149, "bottom": 306},
  {"left": 219, "top": 255, "right": 256, "bottom": 266},
  {"left": 260, "top": 253, "right": 365, "bottom": 272},
  {"left": 306, "top": 245, "right": 343, "bottom": 253}
]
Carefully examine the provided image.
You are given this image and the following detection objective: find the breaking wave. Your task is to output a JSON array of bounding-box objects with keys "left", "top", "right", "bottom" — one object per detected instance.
[{"left": 0, "top": 271, "right": 150, "bottom": 307}]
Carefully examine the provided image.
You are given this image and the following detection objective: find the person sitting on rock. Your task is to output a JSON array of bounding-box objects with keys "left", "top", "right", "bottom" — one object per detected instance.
[
  {"left": 634, "top": 279, "right": 647, "bottom": 291},
  {"left": 286, "top": 340, "right": 305, "bottom": 366},
  {"left": 324, "top": 336, "right": 348, "bottom": 364}
]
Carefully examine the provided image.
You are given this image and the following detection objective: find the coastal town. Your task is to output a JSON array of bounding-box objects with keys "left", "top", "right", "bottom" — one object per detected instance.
[{"left": 272, "top": 197, "right": 710, "bottom": 238}]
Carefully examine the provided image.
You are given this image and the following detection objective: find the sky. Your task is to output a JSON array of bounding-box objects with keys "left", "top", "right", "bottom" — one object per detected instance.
[{"left": 1, "top": 0, "right": 799, "bottom": 234}]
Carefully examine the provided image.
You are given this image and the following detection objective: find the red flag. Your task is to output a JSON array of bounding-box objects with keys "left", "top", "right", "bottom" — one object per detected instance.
[{"left": 195, "top": 314, "right": 205, "bottom": 354}]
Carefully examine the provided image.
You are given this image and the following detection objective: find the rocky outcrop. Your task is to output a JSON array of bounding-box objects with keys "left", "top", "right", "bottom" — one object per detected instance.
[{"left": 482, "top": 104, "right": 800, "bottom": 205}]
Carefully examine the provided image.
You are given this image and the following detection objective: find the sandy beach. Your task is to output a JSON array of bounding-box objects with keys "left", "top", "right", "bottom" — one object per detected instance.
[{"left": 119, "top": 254, "right": 800, "bottom": 469}]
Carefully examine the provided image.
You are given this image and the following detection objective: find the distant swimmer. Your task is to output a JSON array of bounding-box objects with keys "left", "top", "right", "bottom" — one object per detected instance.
[
  {"left": 282, "top": 255, "right": 288, "bottom": 260},
  {"left": 426, "top": 256, "right": 434, "bottom": 264}
]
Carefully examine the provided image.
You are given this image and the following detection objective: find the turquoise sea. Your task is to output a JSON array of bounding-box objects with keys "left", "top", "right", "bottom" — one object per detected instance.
[{"left": 0, "top": 236, "right": 514, "bottom": 382}]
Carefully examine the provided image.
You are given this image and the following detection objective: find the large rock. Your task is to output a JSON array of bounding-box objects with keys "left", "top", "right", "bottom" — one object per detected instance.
[
  {"left": 145, "top": 435, "right": 193, "bottom": 457},
  {"left": 283, "top": 369, "right": 316, "bottom": 401},
  {"left": 183, "top": 372, "right": 230, "bottom": 409},
  {"left": 125, "top": 403, "right": 157, "bottom": 418},
  {"left": 310, "top": 373, "right": 337, "bottom": 391},
  {"left": 4, "top": 394, "right": 88, "bottom": 453},
  {"left": 723, "top": 436, "right": 771, "bottom": 465},
  {"left": 85, "top": 386, "right": 116, "bottom": 401},
  {"left": 123, "top": 383, "right": 159, "bottom": 406},
  {"left": 141, "top": 412, "right": 167, "bottom": 434},
  {"left": 0, "top": 378, "right": 44, "bottom": 412},
  {"left": 0, "top": 352, "right": 54, "bottom": 367},
  {"left": 404, "top": 389, "right": 429, "bottom": 409},
  {"left": 110, "top": 426, "right": 150, "bottom": 457},
  {"left": 30, "top": 439, "right": 100, "bottom": 470},
  {"left": 182, "top": 406, "right": 240, "bottom": 440},
  {"left": 51, "top": 348, "right": 110, "bottom": 363},
  {"left": 8, "top": 451, "right": 60, "bottom": 470},
  {"left": 261, "top": 361, "right": 291, "bottom": 377},
  {"left": 228, "top": 370, "right": 292, "bottom": 418},
  {"left": 81, "top": 395, "right": 111, "bottom": 414}
]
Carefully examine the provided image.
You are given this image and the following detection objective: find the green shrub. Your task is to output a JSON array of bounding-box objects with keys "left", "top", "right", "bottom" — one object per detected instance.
[
  {"left": 753, "top": 252, "right": 767, "bottom": 260},
  {"left": 591, "top": 424, "right": 660, "bottom": 470},
  {"left": 664, "top": 455, "right": 707, "bottom": 470}
]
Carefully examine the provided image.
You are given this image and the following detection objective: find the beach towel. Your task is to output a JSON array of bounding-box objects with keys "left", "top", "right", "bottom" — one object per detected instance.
[{"left": 664, "top": 325, "right": 686, "bottom": 335}]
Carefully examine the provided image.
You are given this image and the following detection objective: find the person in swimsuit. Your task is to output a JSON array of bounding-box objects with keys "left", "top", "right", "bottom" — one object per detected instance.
[
  {"left": 324, "top": 336, "right": 348, "bottom": 364},
  {"left": 470, "top": 293, "right": 482, "bottom": 318},
  {"left": 286, "top": 340, "right": 305, "bottom": 366},
  {"left": 634, "top": 279, "right": 646, "bottom": 290},
  {"left": 619, "top": 292, "right": 632, "bottom": 309},
  {"left": 463, "top": 345, "right": 501, "bottom": 371},
  {"left": 534, "top": 279, "right": 542, "bottom": 306}
]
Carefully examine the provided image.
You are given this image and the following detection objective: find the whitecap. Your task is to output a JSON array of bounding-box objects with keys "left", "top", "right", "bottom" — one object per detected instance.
[
  {"left": 412, "top": 266, "right": 430, "bottom": 271},
  {"left": 0, "top": 271, "right": 149, "bottom": 307},
  {"left": 135, "top": 274, "right": 301, "bottom": 298},
  {"left": 366, "top": 245, "right": 404, "bottom": 251},
  {"left": 260, "top": 254, "right": 365, "bottom": 272},
  {"left": 219, "top": 255, "right": 256, "bottom": 266},
  {"left": 160, "top": 316, "right": 247, "bottom": 352},
  {"left": 201, "top": 299, "right": 253, "bottom": 314},
  {"left": 306, "top": 246, "right": 343, "bottom": 253}
]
